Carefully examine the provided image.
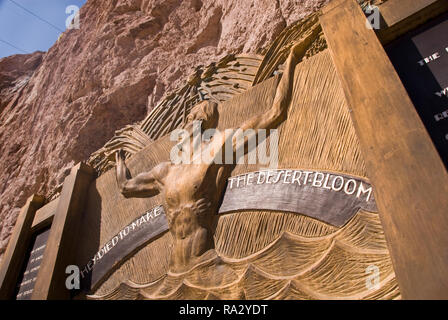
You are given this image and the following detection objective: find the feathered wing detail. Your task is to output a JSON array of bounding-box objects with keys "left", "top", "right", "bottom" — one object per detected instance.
[{"left": 86, "top": 53, "right": 263, "bottom": 174}]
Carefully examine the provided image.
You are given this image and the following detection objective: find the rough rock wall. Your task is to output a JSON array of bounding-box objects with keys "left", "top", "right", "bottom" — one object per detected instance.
[
  {"left": 0, "top": 51, "right": 44, "bottom": 114},
  {"left": 0, "top": 0, "right": 331, "bottom": 260}
]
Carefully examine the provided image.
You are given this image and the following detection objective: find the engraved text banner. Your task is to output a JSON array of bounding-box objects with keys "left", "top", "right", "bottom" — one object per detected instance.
[{"left": 218, "top": 169, "right": 377, "bottom": 227}]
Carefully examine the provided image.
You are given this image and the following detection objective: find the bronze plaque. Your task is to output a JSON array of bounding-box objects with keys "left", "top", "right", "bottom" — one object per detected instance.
[
  {"left": 387, "top": 13, "right": 448, "bottom": 167},
  {"left": 15, "top": 227, "right": 51, "bottom": 300}
]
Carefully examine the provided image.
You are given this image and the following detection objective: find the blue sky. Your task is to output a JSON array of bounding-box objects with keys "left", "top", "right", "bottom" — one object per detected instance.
[{"left": 0, "top": 0, "right": 86, "bottom": 58}]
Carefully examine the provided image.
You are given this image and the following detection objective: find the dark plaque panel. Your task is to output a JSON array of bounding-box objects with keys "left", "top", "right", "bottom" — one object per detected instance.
[
  {"left": 386, "top": 13, "right": 448, "bottom": 168},
  {"left": 15, "top": 227, "right": 51, "bottom": 300}
]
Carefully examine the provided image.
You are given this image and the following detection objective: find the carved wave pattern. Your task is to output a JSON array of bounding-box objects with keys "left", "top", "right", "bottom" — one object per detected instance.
[{"left": 87, "top": 211, "right": 400, "bottom": 300}]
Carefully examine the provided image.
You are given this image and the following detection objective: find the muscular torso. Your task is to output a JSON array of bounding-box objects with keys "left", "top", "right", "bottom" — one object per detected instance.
[{"left": 160, "top": 157, "right": 228, "bottom": 272}]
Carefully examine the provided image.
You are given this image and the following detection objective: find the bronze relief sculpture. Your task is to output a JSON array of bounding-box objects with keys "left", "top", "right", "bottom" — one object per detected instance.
[
  {"left": 115, "top": 44, "right": 301, "bottom": 278},
  {"left": 85, "top": 45, "right": 400, "bottom": 300}
]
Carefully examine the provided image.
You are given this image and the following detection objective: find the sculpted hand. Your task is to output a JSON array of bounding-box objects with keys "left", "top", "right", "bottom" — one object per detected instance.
[
  {"left": 290, "top": 42, "right": 303, "bottom": 59},
  {"left": 192, "top": 198, "right": 212, "bottom": 217},
  {"left": 115, "top": 149, "right": 126, "bottom": 164},
  {"left": 115, "top": 149, "right": 128, "bottom": 189}
]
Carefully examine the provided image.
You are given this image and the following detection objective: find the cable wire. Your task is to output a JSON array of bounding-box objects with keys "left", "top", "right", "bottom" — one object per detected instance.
[
  {"left": 7, "top": 0, "right": 64, "bottom": 33},
  {"left": 0, "top": 38, "right": 27, "bottom": 53}
]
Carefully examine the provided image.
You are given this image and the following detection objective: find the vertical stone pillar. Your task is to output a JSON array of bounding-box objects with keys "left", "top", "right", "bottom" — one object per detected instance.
[
  {"left": 32, "top": 162, "right": 94, "bottom": 300},
  {"left": 320, "top": 0, "right": 448, "bottom": 298}
]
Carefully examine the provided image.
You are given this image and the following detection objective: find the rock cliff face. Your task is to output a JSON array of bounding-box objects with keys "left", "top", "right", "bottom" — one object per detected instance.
[{"left": 0, "top": 0, "right": 330, "bottom": 259}]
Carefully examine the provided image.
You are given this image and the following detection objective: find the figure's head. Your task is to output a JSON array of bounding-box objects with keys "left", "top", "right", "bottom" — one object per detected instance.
[{"left": 184, "top": 100, "right": 219, "bottom": 131}]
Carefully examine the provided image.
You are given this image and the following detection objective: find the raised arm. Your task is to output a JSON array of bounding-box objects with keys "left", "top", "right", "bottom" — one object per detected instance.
[
  {"left": 115, "top": 149, "right": 168, "bottom": 198},
  {"left": 205, "top": 44, "right": 302, "bottom": 160},
  {"left": 240, "top": 43, "right": 301, "bottom": 132}
]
